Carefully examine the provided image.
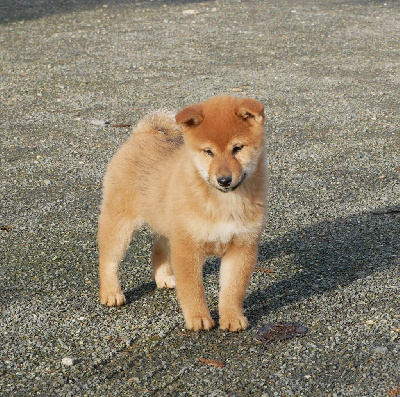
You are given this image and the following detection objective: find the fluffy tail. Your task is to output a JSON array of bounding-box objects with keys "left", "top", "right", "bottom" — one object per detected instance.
[{"left": 133, "top": 110, "right": 182, "bottom": 139}]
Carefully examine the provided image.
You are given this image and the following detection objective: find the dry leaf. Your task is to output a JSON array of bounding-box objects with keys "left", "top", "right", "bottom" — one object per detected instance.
[
  {"left": 198, "top": 357, "right": 225, "bottom": 368},
  {"left": 256, "top": 322, "right": 307, "bottom": 345},
  {"left": 111, "top": 124, "right": 132, "bottom": 128},
  {"left": 388, "top": 386, "right": 400, "bottom": 397},
  {"left": 254, "top": 267, "right": 275, "bottom": 274}
]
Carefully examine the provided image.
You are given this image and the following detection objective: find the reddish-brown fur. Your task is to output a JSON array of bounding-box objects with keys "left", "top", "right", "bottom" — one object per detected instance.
[{"left": 98, "top": 95, "right": 269, "bottom": 331}]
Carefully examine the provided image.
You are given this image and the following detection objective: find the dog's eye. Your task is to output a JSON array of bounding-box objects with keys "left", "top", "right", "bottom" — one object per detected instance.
[
  {"left": 203, "top": 149, "right": 214, "bottom": 157},
  {"left": 232, "top": 145, "right": 244, "bottom": 155}
]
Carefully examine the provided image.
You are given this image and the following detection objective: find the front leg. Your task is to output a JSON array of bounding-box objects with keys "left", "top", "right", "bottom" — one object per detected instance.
[
  {"left": 170, "top": 239, "right": 214, "bottom": 331},
  {"left": 219, "top": 238, "right": 258, "bottom": 332}
]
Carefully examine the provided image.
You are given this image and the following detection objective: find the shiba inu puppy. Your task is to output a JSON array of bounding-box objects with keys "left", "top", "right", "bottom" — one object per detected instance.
[{"left": 98, "top": 95, "right": 268, "bottom": 331}]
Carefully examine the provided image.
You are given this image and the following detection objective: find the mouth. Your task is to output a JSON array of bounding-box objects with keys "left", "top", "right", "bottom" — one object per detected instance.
[
  {"left": 217, "top": 186, "right": 237, "bottom": 193},
  {"left": 215, "top": 173, "right": 247, "bottom": 193}
]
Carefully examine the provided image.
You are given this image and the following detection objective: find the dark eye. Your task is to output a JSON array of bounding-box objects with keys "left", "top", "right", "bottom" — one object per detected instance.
[
  {"left": 232, "top": 145, "right": 244, "bottom": 155},
  {"left": 203, "top": 149, "right": 214, "bottom": 157}
]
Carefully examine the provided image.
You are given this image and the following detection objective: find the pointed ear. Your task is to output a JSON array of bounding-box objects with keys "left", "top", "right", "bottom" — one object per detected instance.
[
  {"left": 175, "top": 104, "right": 204, "bottom": 127},
  {"left": 236, "top": 98, "right": 265, "bottom": 124}
]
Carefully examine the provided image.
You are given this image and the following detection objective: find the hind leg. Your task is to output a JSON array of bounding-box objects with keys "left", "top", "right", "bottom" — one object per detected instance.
[
  {"left": 152, "top": 234, "right": 175, "bottom": 288},
  {"left": 98, "top": 205, "right": 140, "bottom": 306}
]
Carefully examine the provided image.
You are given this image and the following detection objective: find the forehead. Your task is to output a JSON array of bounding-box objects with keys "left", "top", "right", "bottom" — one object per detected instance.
[{"left": 192, "top": 114, "right": 251, "bottom": 148}]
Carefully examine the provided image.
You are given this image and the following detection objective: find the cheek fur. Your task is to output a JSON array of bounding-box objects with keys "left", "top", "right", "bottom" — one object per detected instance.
[
  {"left": 240, "top": 146, "right": 264, "bottom": 176},
  {"left": 192, "top": 153, "right": 211, "bottom": 181}
]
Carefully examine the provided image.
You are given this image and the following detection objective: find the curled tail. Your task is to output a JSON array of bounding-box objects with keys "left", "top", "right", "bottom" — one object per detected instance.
[{"left": 133, "top": 110, "right": 182, "bottom": 140}]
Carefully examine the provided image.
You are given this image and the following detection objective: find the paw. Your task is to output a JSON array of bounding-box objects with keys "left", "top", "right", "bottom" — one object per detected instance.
[
  {"left": 185, "top": 315, "right": 215, "bottom": 331},
  {"left": 219, "top": 314, "right": 249, "bottom": 332},
  {"left": 99, "top": 290, "right": 126, "bottom": 307},
  {"left": 155, "top": 275, "right": 176, "bottom": 289}
]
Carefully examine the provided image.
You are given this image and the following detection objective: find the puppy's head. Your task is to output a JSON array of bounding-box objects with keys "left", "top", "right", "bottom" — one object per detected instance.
[{"left": 176, "top": 95, "right": 265, "bottom": 192}]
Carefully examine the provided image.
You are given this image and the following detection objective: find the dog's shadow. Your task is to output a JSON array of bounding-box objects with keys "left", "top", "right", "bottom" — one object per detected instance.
[
  {"left": 125, "top": 282, "right": 156, "bottom": 304},
  {"left": 245, "top": 206, "right": 399, "bottom": 322},
  {"left": 125, "top": 206, "right": 399, "bottom": 322}
]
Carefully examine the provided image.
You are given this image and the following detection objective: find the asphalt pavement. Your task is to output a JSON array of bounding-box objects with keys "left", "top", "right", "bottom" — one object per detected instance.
[{"left": 0, "top": 0, "right": 399, "bottom": 395}]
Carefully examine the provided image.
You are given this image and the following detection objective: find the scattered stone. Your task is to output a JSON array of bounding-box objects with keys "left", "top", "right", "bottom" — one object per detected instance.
[
  {"left": 371, "top": 347, "right": 388, "bottom": 356},
  {"left": 61, "top": 357, "right": 79, "bottom": 366},
  {"left": 182, "top": 9, "right": 199, "bottom": 15},
  {"left": 90, "top": 120, "right": 110, "bottom": 127}
]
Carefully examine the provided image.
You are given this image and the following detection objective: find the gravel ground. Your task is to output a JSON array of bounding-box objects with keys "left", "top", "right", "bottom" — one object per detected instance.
[{"left": 1, "top": 0, "right": 399, "bottom": 395}]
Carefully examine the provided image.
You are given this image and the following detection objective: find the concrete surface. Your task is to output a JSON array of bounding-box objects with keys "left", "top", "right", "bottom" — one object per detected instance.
[{"left": 0, "top": 0, "right": 399, "bottom": 395}]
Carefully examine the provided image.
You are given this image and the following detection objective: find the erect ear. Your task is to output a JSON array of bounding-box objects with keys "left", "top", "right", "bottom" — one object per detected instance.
[
  {"left": 235, "top": 98, "right": 265, "bottom": 124},
  {"left": 175, "top": 104, "right": 204, "bottom": 127}
]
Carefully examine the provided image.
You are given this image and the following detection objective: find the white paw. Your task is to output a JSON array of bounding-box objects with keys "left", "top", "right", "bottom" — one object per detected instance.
[
  {"left": 99, "top": 290, "right": 126, "bottom": 307},
  {"left": 155, "top": 275, "right": 176, "bottom": 289},
  {"left": 185, "top": 315, "right": 215, "bottom": 331},
  {"left": 219, "top": 314, "right": 249, "bottom": 332}
]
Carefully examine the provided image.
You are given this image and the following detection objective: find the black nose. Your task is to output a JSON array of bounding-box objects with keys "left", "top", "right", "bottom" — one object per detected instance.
[{"left": 217, "top": 176, "right": 232, "bottom": 187}]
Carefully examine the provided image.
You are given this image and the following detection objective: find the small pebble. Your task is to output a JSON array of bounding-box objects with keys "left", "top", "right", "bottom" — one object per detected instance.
[
  {"left": 62, "top": 357, "right": 78, "bottom": 366},
  {"left": 371, "top": 346, "right": 388, "bottom": 356},
  {"left": 182, "top": 9, "right": 199, "bottom": 15},
  {"left": 90, "top": 120, "right": 110, "bottom": 127}
]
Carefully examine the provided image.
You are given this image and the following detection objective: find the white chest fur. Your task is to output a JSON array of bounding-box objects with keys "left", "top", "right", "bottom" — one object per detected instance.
[
  {"left": 204, "top": 219, "right": 249, "bottom": 243},
  {"left": 183, "top": 182, "right": 266, "bottom": 245},
  {"left": 187, "top": 211, "right": 261, "bottom": 245}
]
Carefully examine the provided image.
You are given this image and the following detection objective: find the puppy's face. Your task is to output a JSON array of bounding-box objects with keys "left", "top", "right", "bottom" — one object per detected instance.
[{"left": 176, "top": 96, "right": 265, "bottom": 192}]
